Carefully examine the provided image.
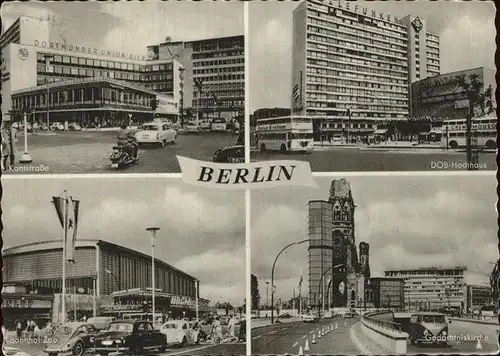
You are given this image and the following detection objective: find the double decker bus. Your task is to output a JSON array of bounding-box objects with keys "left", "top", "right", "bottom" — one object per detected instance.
[
  {"left": 441, "top": 116, "right": 497, "bottom": 149},
  {"left": 255, "top": 116, "right": 314, "bottom": 153}
]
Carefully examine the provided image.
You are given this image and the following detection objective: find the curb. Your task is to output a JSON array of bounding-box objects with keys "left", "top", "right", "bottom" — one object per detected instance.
[
  {"left": 450, "top": 317, "right": 497, "bottom": 325},
  {"left": 251, "top": 319, "right": 303, "bottom": 330},
  {"left": 350, "top": 321, "right": 392, "bottom": 355}
]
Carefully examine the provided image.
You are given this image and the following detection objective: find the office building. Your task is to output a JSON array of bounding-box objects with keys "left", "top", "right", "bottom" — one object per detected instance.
[
  {"left": 147, "top": 35, "right": 244, "bottom": 121},
  {"left": 385, "top": 266, "right": 467, "bottom": 311},
  {"left": 491, "top": 260, "right": 500, "bottom": 306},
  {"left": 291, "top": 0, "right": 410, "bottom": 141},
  {"left": 308, "top": 179, "right": 370, "bottom": 309},
  {"left": 3, "top": 239, "right": 210, "bottom": 324},
  {"left": 369, "top": 277, "right": 405, "bottom": 309},
  {"left": 466, "top": 285, "right": 492, "bottom": 312},
  {"left": 1, "top": 16, "right": 183, "bottom": 124}
]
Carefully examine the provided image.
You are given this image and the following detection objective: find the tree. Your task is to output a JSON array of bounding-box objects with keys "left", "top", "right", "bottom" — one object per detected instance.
[{"left": 251, "top": 274, "right": 260, "bottom": 310}]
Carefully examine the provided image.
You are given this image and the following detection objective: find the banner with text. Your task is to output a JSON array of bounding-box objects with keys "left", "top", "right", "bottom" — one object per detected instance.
[{"left": 177, "top": 156, "right": 318, "bottom": 190}]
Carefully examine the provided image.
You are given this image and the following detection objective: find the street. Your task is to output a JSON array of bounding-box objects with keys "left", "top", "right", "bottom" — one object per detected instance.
[
  {"left": 251, "top": 317, "right": 363, "bottom": 355},
  {"left": 6, "top": 131, "right": 238, "bottom": 174},
  {"left": 251, "top": 148, "right": 496, "bottom": 171}
]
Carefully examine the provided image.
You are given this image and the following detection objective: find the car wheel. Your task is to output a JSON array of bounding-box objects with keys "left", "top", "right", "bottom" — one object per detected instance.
[
  {"left": 159, "top": 344, "right": 167, "bottom": 353},
  {"left": 260, "top": 143, "right": 266, "bottom": 152},
  {"left": 99, "top": 353, "right": 109, "bottom": 356},
  {"left": 486, "top": 140, "right": 496, "bottom": 149},
  {"left": 410, "top": 337, "right": 415, "bottom": 345},
  {"left": 72, "top": 341, "right": 85, "bottom": 356},
  {"left": 449, "top": 141, "right": 458, "bottom": 149},
  {"left": 48, "top": 353, "right": 58, "bottom": 356},
  {"left": 180, "top": 336, "right": 187, "bottom": 348},
  {"left": 129, "top": 346, "right": 143, "bottom": 355},
  {"left": 160, "top": 140, "right": 165, "bottom": 148}
]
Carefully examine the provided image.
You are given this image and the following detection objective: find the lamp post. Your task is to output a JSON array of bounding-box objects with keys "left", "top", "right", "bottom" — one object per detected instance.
[
  {"left": 271, "top": 239, "right": 309, "bottom": 324},
  {"left": 194, "top": 78, "right": 203, "bottom": 124},
  {"left": 317, "top": 264, "right": 344, "bottom": 319},
  {"left": 147, "top": 227, "right": 160, "bottom": 327},
  {"left": 105, "top": 269, "right": 120, "bottom": 291},
  {"left": 19, "top": 109, "right": 33, "bottom": 163},
  {"left": 195, "top": 279, "right": 199, "bottom": 321},
  {"left": 327, "top": 278, "right": 332, "bottom": 314},
  {"left": 179, "top": 67, "right": 185, "bottom": 128},
  {"left": 265, "top": 282, "right": 270, "bottom": 311}
]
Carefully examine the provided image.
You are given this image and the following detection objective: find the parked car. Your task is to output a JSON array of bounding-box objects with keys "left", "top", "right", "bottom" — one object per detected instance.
[
  {"left": 50, "top": 122, "right": 65, "bottom": 131},
  {"left": 199, "top": 120, "right": 211, "bottom": 131},
  {"left": 302, "top": 314, "right": 319, "bottom": 323},
  {"left": 344, "top": 312, "right": 354, "bottom": 319},
  {"left": 185, "top": 121, "right": 200, "bottom": 133},
  {"left": 135, "top": 122, "right": 177, "bottom": 147},
  {"left": 160, "top": 320, "right": 199, "bottom": 348},
  {"left": 86, "top": 316, "right": 115, "bottom": 331},
  {"left": 94, "top": 320, "right": 166, "bottom": 356},
  {"left": 68, "top": 123, "right": 82, "bottom": 131},
  {"left": 213, "top": 145, "right": 244, "bottom": 163},
  {"left": 43, "top": 322, "right": 98, "bottom": 356}
]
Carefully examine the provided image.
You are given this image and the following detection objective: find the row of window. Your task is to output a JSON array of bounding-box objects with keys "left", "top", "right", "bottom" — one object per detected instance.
[
  {"left": 193, "top": 99, "right": 244, "bottom": 108},
  {"left": 192, "top": 73, "right": 244, "bottom": 82},
  {"left": 201, "top": 82, "right": 244, "bottom": 91},
  {"left": 192, "top": 49, "right": 243, "bottom": 60},
  {"left": 307, "top": 35, "right": 406, "bottom": 66},
  {"left": 193, "top": 66, "right": 244, "bottom": 75},
  {"left": 192, "top": 39, "right": 243, "bottom": 53},
  {"left": 193, "top": 57, "right": 244, "bottom": 67},
  {"left": 307, "top": 54, "right": 407, "bottom": 80},
  {"left": 195, "top": 89, "right": 245, "bottom": 98},
  {"left": 308, "top": 8, "right": 408, "bottom": 39},
  {"left": 426, "top": 52, "right": 440, "bottom": 60},
  {"left": 307, "top": 59, "right": 407, "bottom": 82},
  {"left": 307, "top": 74, "right": 407, "bottom": 92},
  {"left": 306, "top": 84, "right": 408, "bottom": 99},
  {"left": 13, "top": 87, "right": 154, "bottom": 109},
  {"left": 37, "top": 52, "right": 174, "bottom": 73},
  {"left": 307, "top": 24, "right": 407, "bottom": 55},
  {"left": 306, "top": 95, "right": 407, "bottom": 109},
  {"left": 306, "top": 101, "right": 407, "bottom": 113},
  {"left": 37, "top": 64, "right": 174, "bottom": 82},
  {"left": 306, "top": 109, "right": 407, "bottom": 119}
]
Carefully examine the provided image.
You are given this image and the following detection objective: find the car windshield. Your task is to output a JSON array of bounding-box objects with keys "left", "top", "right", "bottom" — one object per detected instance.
[
  {"left": 142, "top": 125, "right": 159, "bottom": 131},
  {"left": 162, "top": 323, "right": 178, "bottom": 329},
  {"left": 422, "top": 315, "right": 445, "bottom": 324},
  {"left": 54, "top": 326, "right": 74, "bottom": 335},
  {"left": 107, "top": 323, "right": 133, "bottom": 332}
]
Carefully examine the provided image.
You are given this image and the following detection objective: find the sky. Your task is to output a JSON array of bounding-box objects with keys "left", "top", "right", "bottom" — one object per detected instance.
[
  {"left": 248, "top": 0, "right": 496, "bottom": 112},
  {"left": 1, "top": 1, "right": 243, "bottom": 56},
  {"left": 251, "top": 174, "right": 497, "bottom": 303},
  {"left": 2, "top": 177, "right": 246, "bottom": 306}
]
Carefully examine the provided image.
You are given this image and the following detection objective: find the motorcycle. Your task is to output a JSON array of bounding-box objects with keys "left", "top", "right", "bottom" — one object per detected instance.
[{"left": 110, "top": 143, "right": 139, "bottom": 169}]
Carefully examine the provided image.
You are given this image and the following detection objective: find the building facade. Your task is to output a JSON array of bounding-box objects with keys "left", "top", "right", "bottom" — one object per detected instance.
[
  {"left": 385, "top": 266, "right": 467, "bottom": 311},
  {"left": 410, "top": 67, "right": 496, "bottom": 121},
  {"left": 1, "top": 16, "right": 183, "bottom": 123},
  {"left": 491, "top": 260, "right": 500, "bottom": 308},
  {"left": 3, "top": 240, "right": 208, "bottom": 322},
  {"left": 466, "top": 285, "right": 492, "bottom": 312},
  {"left": 308, "top": 179, "right": 370, "bottom": 309},
  {"left": 291, "top": 0, "right": 410, "bottom": 141},
  {"left": 251, "top": 108, "right": 292, "bottom": 127},
  {"left": 369, "top": 277, "right": 405, "bottom": 309},
  {"left": 147, "top": 35, "right": 244, "bottom": 121}
]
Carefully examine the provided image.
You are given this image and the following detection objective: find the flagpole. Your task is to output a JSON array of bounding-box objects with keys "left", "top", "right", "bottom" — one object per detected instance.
[{"left": 62, "top": 197, "right": 68, "bottom": 323}]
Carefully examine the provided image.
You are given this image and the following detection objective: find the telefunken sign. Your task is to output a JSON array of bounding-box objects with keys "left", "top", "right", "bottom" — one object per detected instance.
[
  {"left": 328, "top": 0, "right": 403, "bottom": 24},
  {"left": 34, "top": 40, "right": 148, "bottom": 61}
]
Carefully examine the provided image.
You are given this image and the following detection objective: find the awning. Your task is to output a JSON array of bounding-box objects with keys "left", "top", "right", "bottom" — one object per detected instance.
[
  {"left": 429, "top": 128, "right": 443, "bottom": 134},
  {"left": 373, "top": 129, "right": 387, "bottom": 134}
]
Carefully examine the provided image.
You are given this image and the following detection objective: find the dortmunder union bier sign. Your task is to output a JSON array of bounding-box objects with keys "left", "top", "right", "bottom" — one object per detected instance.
[{"left": 34, "top": 40, "right": 148, "bottom": 61}]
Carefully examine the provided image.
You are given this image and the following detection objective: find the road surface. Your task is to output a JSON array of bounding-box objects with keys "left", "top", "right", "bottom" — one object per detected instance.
[
  {"left": 252, "top": 148, "right": 496, "bottom": 171},
  {"left": 6, "top": 131, "right": 238, "bottom": 174}
]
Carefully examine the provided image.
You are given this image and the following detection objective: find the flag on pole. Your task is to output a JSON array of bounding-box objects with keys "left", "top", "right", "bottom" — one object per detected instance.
[
  {"left": 65, "top": 197, "right": 80, "bottom": 263},
  {"left": 52, "top": 196, "right": 65, "bottom": 228}
]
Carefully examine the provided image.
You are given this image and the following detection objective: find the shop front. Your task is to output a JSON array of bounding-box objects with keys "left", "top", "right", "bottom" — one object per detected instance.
[{"left": 2, "top": 294, "right": 54, "bottom": 331}]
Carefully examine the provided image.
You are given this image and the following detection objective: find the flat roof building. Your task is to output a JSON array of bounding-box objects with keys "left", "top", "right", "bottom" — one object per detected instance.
[
  {"left": 147, "top": 35, "right": 244, "bottom": 121},
  {"left": 385, "top": 266, "right": 467, "bottom": 311},
  {"left": 369, "top": 277, "right": 405, "bottom": 310},
  {"left": 1, "top": 16, "right": 183, "bottom": 124}
]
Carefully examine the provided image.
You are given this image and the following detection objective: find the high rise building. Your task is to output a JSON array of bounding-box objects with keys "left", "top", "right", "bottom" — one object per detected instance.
[
  {"left": 385, "top": 266, "right": 467, "bottom": 310},
  {"left": 369, "top": 277, "right": 405, "bottom": 309},
  {"left": 291, "top": 0, "right": 440, "bottom": 139},
  {"left": 308, "top": 178, "right": 370, "bottom": 309},
  {"left": 147, "top": 35, "right": 244, "bottom": 121},
  {"left": 466, "top": 285, "right": 492, "bottom": 312}
]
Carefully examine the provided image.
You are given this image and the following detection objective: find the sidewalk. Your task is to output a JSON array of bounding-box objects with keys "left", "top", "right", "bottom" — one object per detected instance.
[
  {"left": 313, "top": 141, "right": 445, "bottom": 150},
  {"left": 251, "top": 317, "right": 302, "bottom": 329},
  {"left": 450, "top": 316, "right": 498, "bottom": 325}
]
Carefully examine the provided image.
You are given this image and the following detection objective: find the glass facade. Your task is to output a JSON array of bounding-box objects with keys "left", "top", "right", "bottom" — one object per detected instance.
[{"left": 192, "top": 36, "right": 245, "bottom": 114}]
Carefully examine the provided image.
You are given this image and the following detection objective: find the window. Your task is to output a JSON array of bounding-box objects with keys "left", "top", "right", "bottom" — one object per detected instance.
[
  {"left": 108, "top": 61, "right": 114, "bottom": 68},
  {"left": 127, "top": 63, "right": 133, "bottom": 71},
  {"left": 79, "top": 68, "right": 86, "bottom": 76},
  {"left": 78, "top": 58, "right": 86, "bottom": 65},
  {"left": 120, "top": 63, "right": 127, "bottom": 70},
  {"left": 71, "top": 57, "right": 78, "bottom": 64},
  {"left": 54, "top": 55, "right": 62, "bottom": 62},
  {"left": 71, "top": 68, "right": 78, "bottom": 75},
  {"left": 63, "top": 67, "right": 71, "bottom": 75},
  {"left": 86, "top": 59, "right": 94, "bottom": 66},
  {"left": 55, "top": 66, "right": 63, "bottom": 74},
  {"left": 63, "top": 56, "right": 70, "bottom": 64},
  {"left": 94, "top": 59, "right": 101, "bottom": 67}
]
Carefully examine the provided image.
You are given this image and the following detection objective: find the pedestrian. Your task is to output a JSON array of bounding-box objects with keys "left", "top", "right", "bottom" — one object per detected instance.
[
  {"left": 228, "top": 316, "right": 236, "bottom": 341},
  {"left": 1, "top": 121, "right": 11, "bottom": 171},
  {"left": 237, "top": 318, "right": 246, "bottom": 342},
  {"left": 16, "top": 320, "right": 22, "bottom": 338}
]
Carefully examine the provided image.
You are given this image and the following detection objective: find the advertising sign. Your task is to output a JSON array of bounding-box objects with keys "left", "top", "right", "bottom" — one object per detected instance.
[{"left": 2, "top": 299, "right": 52, "bottom": 309}]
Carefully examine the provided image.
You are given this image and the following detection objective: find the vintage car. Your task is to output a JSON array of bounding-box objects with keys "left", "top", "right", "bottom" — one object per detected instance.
[
  {"left": 185, "top": 121, "right": 200, "bottom": 133},
  {"left": 409, "top": 312, "right": 451, "bottom": 346},
  {"left": 302, "top": 314, "right": 319, "bottom": 323},
  {"left": 43, "top": 322, "right": 98, "bottom": 356},
  {"left": 50, "top": 122, "right": 65, "bottom": 131},
  {"left": 199, "top": 120, "right": 211, "bottom": 131},
  {"left": 68, "top": 123, "right": 82, "bottom": 131},
  {"left": 86, "top": 316, "right": 115, "bottom": 331},
  {"left": 135, "top": 122, "right": 177, "bottom": 147},
  {"left": 160, "top": 320, "right": 198, "bottom": 348},
  {"left": 94, "top": 320, "right": 167, "bottom": 355},
  {"left": 213, "top": 145, "right": 244, "bottom": 163}
]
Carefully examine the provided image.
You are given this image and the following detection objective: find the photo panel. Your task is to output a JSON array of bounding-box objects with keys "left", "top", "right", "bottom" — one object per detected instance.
[
  {"left": 250, "top": 173, "right": 497, "bottom": 355},
  {"left": 1, "top": 0, "right": 245, "bottom": 175},
  {"left": 1, "top": 177, "right": 246, "bottom": 356},
  {"left": 248, "top": 0, "right": 496, "bottom": 172}
]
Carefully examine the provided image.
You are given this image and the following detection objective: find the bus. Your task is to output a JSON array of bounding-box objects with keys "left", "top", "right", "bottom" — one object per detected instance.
[
  {"left": 255, "top": 116, "right": 314, "bottom": 153},
  {"left": 211, "top": 118, "right": 227, "bottom": 132},
  {"left": 479, "top": 305, "right": 496, "bottom": 319},
  {"left": 441, "top": 116, "right": 496, "bottom": 149}
]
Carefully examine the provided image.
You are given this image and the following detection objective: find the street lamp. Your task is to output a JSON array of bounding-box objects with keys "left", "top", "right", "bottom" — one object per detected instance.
[
  {"left": 317, "top": 264, "right": 344, "bottom": 319},
  {"left": 179, "top": 67, "right": 185, "bottom": 128},
  {"left": 265, "top": 282, "right": 270, "bottom": 311},
  {"left": 19, "top": 109, "right": 33, "bottom": 163},
  {"left": 194, "top": 279, "right": 199, "bottom": 321},
  {"left": 105, "top": 269, "right": 120, "bottom": 291},
  {"left": 271, "top": 239, "right": 309, "bottom": 324},
  {"left": 147, "top": 227, "right": 160, "bottom": 328},
  {"left": 194, "top": 78, "right": 203, "bottom": 123}
]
